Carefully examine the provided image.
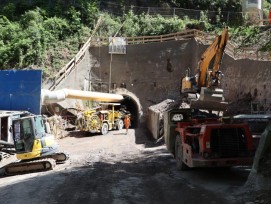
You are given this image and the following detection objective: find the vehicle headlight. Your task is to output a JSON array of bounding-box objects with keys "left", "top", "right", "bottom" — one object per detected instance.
[{"left": 203, "top": 152, "right": 209, "bottom": 158}]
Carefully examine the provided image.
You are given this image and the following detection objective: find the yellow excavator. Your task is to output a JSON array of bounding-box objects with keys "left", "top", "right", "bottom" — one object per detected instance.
[
  {"left": 3, "top": 89, "right": 124, "bottom": 175},
  {"left": 4, "top": 113, "right": 68, "bottom": 175},
  {"left": 181, "top": 27, "right": 229, "bottom": 111}
]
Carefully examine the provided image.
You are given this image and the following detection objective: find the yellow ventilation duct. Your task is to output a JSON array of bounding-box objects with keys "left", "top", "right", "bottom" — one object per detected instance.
[{"left": 41, "top": 89, "right": 123, "bottom": 105}]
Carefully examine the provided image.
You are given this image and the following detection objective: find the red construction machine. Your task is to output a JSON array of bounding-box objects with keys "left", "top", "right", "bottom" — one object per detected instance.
[
  {"left": 163, "top": 27, "right": 255, "bottom": 170},
  {"left": 164, "top": 108, "right": 255, "bottom": 170}
]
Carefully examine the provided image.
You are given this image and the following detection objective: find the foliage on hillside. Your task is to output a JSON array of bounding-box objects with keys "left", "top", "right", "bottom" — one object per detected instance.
[
  {"left": 172, "top": 0, "right": 242, "bottom": 11},
  {"left": 100, "top": 11, "right": 209, "bottom": 37},
  {"left": 0, "top": 0, "right": 100, "bottom": 77},
  {"left": 0, "top": 0, "right": 271, "bottom": 78}
]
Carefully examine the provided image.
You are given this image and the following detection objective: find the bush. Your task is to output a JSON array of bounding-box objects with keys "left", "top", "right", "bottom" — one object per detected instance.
[
  {"left": 0, "top": 0, "right": 270, "bottom": 76},
  {"left": 99, "top": 13, "right": 122, "bottom": 37},
  {"left": 43, "top": 17, "right": 70, "bottom": 40}
]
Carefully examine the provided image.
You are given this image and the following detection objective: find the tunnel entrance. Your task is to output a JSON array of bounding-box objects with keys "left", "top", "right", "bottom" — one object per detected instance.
[
  {"left": 42, "top": 89, "right": 142, "bottom": 129},
  {"left": 114, "top": 88, "right": 142, "bottom": 128},
  {"left": 121, "top": 95, "right": 139, "bottom": 128}
]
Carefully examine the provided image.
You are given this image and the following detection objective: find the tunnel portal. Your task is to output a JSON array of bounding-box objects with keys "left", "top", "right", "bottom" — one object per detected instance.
[{"left": 115, "top": 89, "right": 142, "bottom": 128}]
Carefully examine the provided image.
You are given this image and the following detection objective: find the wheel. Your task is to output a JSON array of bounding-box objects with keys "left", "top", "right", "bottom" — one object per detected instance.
[
  {"left": 116, "top": 119, "right": 124, "bottom": 130},
  {"left": 175, "top": 135, "right": 189, "bottom": 171},
  {"left": 101, "top": 123, "right": 109, "bottom": 135},
  {"left": 75, "top": 117, "right": 84, "bottom": 130}
]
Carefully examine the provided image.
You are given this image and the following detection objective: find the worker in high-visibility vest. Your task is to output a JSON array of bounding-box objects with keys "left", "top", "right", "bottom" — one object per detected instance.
[{"left": 124, "top": 115, "right": 131, "bottom": 135}]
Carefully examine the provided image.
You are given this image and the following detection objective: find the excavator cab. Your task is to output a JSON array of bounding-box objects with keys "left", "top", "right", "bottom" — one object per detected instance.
[
  {"left": 5, "top": 115, "right": 68, "bottom": 175},
  {"left": 181, "top": 27, "right": 229, "bottom": 111},
  {"left": 12, "top": 115, "right": 58, "bottom": 160},
  {"left": 181, "top": 68, "right": 198, "bottom": 94}
]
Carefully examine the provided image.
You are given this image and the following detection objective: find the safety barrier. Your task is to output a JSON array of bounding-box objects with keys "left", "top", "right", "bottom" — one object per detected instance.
[{"left": 92, "top": 29, "right": 271, "bottom": 61}]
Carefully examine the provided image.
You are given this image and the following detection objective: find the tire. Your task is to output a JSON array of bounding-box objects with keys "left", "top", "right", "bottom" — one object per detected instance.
[
  {"left": 116, "top": 119, "right": 124, "bottom": 130},
  {"left": 75, "top": 118, "right": 84, "bottom": 130},
  {"left": 101, "top": 123, "right": 109, "bottom": 135},
  {"left": 175, "top": 135, "right": 189, "bottom": 171}
]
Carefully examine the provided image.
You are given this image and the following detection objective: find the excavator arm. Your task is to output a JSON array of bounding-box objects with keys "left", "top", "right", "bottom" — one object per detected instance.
[
  {"left": 198, "top": 27, "right": 229, "bottom": 88},
  {"left": 197, "top": 36, "right": 219, "bottom": 88},
  {"left": 181, "top": 27, "right": 229, "bottom": 111},
  {"left": 211, "top": 28, "right": 229, "bottom": 78}
]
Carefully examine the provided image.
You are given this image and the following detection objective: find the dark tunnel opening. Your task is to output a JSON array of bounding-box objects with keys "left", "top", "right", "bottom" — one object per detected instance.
[
  {"left": 41, "top": 91, "right": 142, "bottom": 129},
  {"left": 121, "top": 95, "right": 139, "bottom": 128}
]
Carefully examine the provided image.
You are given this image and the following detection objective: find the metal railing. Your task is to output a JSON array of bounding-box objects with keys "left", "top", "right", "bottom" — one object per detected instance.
[
  {"left": 1, "top": 0, "right": 269, "bottom": 26},
  {"left": 44, "top": 16, "right": 103, "bottom": 91},
  {"left": 99, "top": 1, "right": 268, "bottom": 26},
  {"left": 92, "top": 29, "right": 209, "bottom": 45},
  {"left": 92, "top": 29, "right": 271, "bottom": 61}
]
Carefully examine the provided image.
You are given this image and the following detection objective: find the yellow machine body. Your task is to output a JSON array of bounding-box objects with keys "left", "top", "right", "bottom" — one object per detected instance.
[
  {"left": 181, "top": 27, "right": 229, "bottom": 111},
  {"left": 4, "top": 114, "right": 68, "bottom": 175}
]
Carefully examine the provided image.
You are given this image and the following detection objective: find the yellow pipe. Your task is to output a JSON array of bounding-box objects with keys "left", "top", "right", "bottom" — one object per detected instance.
[
  {"left": 64, "top": 89, "right": 123, "bottom": 102},
  {"left": 41, "top": 89, "right": 123, "bottom": 104}
]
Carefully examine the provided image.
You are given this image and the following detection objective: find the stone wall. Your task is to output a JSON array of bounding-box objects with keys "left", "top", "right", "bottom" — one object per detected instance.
[
  {"left": 57, "top": 37, "right": 271, "bottom": 119},
  {"left": 89, "top": 39, "right": 199, "bottom": 118},
  {"left": 222, "top": 54, "right": 271, "bottom": 103}
]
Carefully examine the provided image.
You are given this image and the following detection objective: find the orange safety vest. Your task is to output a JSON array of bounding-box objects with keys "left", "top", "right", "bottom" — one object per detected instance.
[{"left": 124, "top": 117, "right": 130, "bottom": 128}]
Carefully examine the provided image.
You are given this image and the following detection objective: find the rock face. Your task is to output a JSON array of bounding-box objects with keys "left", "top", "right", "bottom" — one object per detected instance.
[
  {"left": 148, "top": 99, "right": 177, "bottom": 115},
  {"left": 245, "top": 125, "right": 271, "bottom": 203}
]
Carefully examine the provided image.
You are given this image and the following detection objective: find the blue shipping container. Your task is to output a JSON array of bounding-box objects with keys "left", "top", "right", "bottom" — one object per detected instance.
[{"left": 0, "top": 70, "right": 42, "bottom": 115}]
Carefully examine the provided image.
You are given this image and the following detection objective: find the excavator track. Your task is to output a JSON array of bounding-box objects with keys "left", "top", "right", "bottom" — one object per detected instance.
[
  {"left": 4, "top": 158, "right": 56, "bottom": 176},
  {"left": 49, "top": 152, "right": 69, "bottom": 163}
]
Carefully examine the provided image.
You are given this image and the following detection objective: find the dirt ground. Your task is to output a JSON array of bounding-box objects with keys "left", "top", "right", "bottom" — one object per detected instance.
[{"left": 0, "top": 127, "right": 256, "bottom": 204}]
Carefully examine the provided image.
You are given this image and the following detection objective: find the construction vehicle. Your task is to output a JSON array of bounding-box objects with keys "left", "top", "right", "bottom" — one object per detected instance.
[
  {"left": 76, "top": 103, "right": 127, "bottom": 135},
  {"left": 0, "top": 71, "right": 70, "bottom": 175},
  {"left": 0, "top": 70, "right": 124, "bottom": 175},
  {"left": 162, "top": 28, "right": 255, "bottom": 170},
  {"left": 164, "top": 108, "right": 255, "bottom": 170},
  {"left": 0, "top": 111, "right": 30, "bottom": 164},
  {"left": 3, "top": 112, "right": 69, "bottom": 175},
  {"left": 181, "top": 27, "right": 229, "bottom": 111},
  {"left": 233, "top": 114, "right": 271, "bottom": 149}
]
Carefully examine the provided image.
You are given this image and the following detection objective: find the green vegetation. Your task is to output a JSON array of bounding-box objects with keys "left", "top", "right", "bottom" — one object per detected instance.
[
  {"left": 0, "top": 0, "right": 271, "bottom": 78},
  {"left": 0, "top": 0, "right": 100, "bottom": 77},
  {"left": 173, "top": 0, "right": 242, "bottom": 11}
]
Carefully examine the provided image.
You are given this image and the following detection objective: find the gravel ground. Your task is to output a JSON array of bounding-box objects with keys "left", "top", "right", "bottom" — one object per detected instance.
[{"left": 0, "top": 127, "right": 256, "bottom": 204}]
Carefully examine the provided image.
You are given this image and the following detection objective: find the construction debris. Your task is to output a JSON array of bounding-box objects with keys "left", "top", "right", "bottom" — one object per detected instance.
[{"left": 147, "top": 99, "right": 189, "bottom": 140}]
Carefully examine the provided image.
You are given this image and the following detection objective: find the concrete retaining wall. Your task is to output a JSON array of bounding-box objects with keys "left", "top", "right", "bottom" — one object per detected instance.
[
  {"left": 55, "top": 37, "right": 271, "bottom": 138},
  {"left": 89, "top": 39, "right": 199, "bottom": 118}
]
